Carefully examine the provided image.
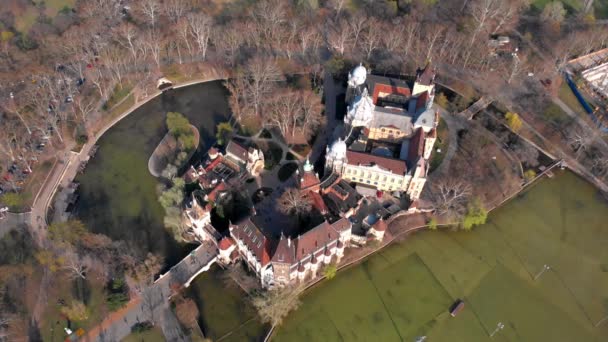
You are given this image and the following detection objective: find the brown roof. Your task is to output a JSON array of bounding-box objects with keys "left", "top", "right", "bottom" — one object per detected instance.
[
  {"left": 271, "top": 235, "right": 295, "bottom": 265},
  {"left": 346, "top": 150, "right": 407, "bottom": 175},
  {"left": 331, "top": 217, "right": 351, "bottom": 233},
  {"left": 309, "top": 191, "right": 328, "bottom": 214},
  {"left": 294, "top": 221, "right": 339, "bottom": 261},
  {"left": 231, "top": 218, "right": 272, "bottom": 267},
  {"left": 226, "top": 140, "right": 249, "bottom": 161},
  {"left": 408, "top": 128, "right": 425, "bottom": 163},
  {"left": 416, "top": 63, "right": 435, "bottom": 86}
]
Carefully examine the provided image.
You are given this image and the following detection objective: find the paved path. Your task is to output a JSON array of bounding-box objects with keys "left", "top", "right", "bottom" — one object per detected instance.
[
  {"left": 458, "top": 96, "right": 493, "bottom": 120},
  {"left": 431, "top": 105, "right": 465, "bottom": 177},
  {"left": 89, "top": 242, "right": 218, "bottom": 342},
  {"left": 309, "top": 72, "right": 344, "bottom": 164}
]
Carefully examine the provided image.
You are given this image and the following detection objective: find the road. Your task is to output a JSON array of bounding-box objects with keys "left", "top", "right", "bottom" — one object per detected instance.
[
  {"left": 90, "top": 242, "right": 218, "bottom": 342},
  {"left": 309, "top": 72, "right": 345, "bottom": 164}
]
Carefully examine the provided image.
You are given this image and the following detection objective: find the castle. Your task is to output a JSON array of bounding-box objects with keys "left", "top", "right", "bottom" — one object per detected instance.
[{"left": 325, "top": 63, "right": 438, "bottom": 199}]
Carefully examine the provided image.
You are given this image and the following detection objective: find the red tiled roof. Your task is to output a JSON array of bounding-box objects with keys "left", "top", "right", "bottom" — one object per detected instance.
[
  {"left": 309, "top": 191, "right": 328, "bottom": 214},
  {"left": 415, "top": 91, "right": 429, "bottom": 111},
  {"left": 372, "top": 83, "right": 411, "bottom": 105},
  {"left": 294, "top": 221, "right": 339, "bottom": 261},
  {"left": 207, "top": 182, "right": 227, "bottom": 202},
  {"left": 346, "top": 150, "right": 407, "bottom": 175},
  {"left": 324, "top": 247, "right": 331, "bottom": 256},
  {"left": 218, "top": 237, "right": 235, "bottom": 250},
  {"left": 204, "top": 156, "right": 223, "bottom": 172},
  {"left": 373, "top": 218, "right": 388, "bottom": 232},
  {"left": 408, "top": 128, "right": 425, "bottom": 162},
  {"left": 299, "top": 171, "right": 320, "bottom": 191}
]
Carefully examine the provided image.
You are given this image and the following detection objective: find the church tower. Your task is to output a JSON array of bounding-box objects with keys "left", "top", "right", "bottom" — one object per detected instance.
[{"left": 346, "top": 64, "right": 367, "bottom": 104}]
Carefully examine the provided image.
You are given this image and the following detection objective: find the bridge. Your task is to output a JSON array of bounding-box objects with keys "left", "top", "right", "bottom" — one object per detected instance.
[
  {"left": 87, "top": 242, "right": 218, "bottom": 342},
  {"left": 457, "top": 96, "right": 493, "bottom": 120}
]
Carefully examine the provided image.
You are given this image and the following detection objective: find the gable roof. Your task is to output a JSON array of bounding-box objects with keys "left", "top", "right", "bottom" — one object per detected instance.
[
  {"left": 346, "top": 150, "right": 407, "bottom": 175},
  {"left": 231, "top": 218, "right": 272, "bottom": 266},
  {"left": 294, "top": 221, "right": 339, "bottom": 261},
  {"left": 226, "top": 140, "right": 249, "bottom": 161},
  {"left": 416, "top": 63, "right": 435, "bottom": 86}
]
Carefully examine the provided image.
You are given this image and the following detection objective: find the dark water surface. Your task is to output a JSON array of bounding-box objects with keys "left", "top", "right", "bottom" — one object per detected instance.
[{"left": 75, "top": 81, "right": 230, "bottom": 266}]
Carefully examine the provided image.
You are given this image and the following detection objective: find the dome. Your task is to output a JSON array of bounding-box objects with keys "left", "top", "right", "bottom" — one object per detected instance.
[
  {"left": 328, "top": 138, "right": 347, "bottom": 160},
  {"left": 348, "top": 64, "right": 367, "bottom": 87}
]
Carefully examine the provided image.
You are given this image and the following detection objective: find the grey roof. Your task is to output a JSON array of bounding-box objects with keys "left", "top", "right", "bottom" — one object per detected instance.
[
  {"left": 414, "top": 108, "right": 436, "bottom": 131},
  {"left": 370, "top": 106, "right": 414, "bottom": 135}
]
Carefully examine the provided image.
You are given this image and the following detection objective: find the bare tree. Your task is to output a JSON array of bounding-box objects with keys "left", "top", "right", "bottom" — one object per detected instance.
[
  {"left": 327, "top": 17, "right": 352, "bottom": 56},
  {"left": 431, "top": 178, "right": 473, "bottom": 217},
  {"left": 361, "top": 18, "right": 382, "bottom": 60},
  {"left": 114, "top": 22, "right": 140, "bottom": 61},
  {"left": 63, "top": 250, "right": 88, "bottom": 280},
  {"left": 568, "top": 126, "right": 594, "bottom": 160},
  {"left": 187, "top": 12, "right": 213, "bottom": 60},
  {"left": 245, "top": 56, "right": 283, "bottom": 118},
  {"left": 278, "top": 188, "right": 312, "bottom": 217},
  {"left": 251, "top": 285, "right": 302, "bottom": 329},
  {"left": 163, "top": 0, "right": 190, "bottom": 23},
  {"left": 138, "top": 0, "right": 161, "bottom": 28}
]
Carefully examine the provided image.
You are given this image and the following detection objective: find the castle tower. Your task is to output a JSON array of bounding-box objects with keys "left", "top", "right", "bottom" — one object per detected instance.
[
  {"left": 346, "top": 63, "right": 367, "bottom": 104},
  {"left": 325, "top": 138, "right": 348, "bottom": 175}
]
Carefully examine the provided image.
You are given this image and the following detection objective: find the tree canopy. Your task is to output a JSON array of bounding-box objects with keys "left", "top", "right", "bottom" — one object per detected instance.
[{"left": 462, "top": 199, "right": 488, "bottom": 230}]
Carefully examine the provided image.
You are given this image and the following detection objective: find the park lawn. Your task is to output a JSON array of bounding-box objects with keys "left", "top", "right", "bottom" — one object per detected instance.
[
  {"left": 121, "top": 327, "right": 165, "bottom": 342},
  {"left": 467, "top": 263, "right": 595, "bottom": 342},
  {"left": 276, "top": 171, "right": 608, "bottom": 342}
]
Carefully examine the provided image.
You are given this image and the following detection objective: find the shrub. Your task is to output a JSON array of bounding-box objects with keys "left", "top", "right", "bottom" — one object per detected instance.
[
  {"left": 216, "top": 122, "right": 233, "bottom": 146},
  {"left": 524, "top": 169, "right": 537, "bottom": 182},
  {"left": 107, "top": 278, "right": 130, "bottom": 311},
  {"left": 435, "top": 92, "right": 449, "bottom": 109},
  {"left": 462, "top": 199, "right": 487, "bottom": 231},
  {"left": 428, "top": 217, "right": 438, "bottom": 230},
  {"left": 324, "top": 264, "right": 337, "bottom": 280},
  {"left": 505, "top": 112, "right": 523, "bottom": 132}
]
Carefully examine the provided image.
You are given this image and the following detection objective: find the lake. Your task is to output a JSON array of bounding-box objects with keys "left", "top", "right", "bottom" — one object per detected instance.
[{"left": 75, "top": 81, "right": 231, "bottom": 266}]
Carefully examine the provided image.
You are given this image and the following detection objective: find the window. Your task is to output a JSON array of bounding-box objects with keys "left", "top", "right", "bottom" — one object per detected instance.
[{"left": 381, "top": 128, "right": 386, "bottom": 132}]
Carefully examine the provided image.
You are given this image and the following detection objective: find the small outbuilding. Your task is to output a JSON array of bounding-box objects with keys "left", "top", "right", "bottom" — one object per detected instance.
[{"left": 449, "top": 299, "right": 465, "bottom": 317}]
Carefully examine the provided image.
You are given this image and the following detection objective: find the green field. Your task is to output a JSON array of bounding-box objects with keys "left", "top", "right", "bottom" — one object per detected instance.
[{"left": 275, "top": 171, "right": 608, "bottom": 341}]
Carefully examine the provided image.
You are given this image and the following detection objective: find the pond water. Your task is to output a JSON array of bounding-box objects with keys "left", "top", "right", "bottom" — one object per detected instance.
[{"left": 75, "top": 81, "right": 231, "bottom": 266}]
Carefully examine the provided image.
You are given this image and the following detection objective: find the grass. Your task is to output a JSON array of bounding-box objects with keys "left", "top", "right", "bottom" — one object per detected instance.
[
  {"left": 103, "top": 84, "right": 133, "bottom": 111},
  {"left": 14, "top": 0, "right": 76, "bottom": 32},
  {"left": 429, "top": 118, "right": 449, "bottom": 173},
  {"left": 121, "top": 327, "right": 165, "bottom": 342},
  {"left": 40, "top": 278, "right": 107, "bottom": 342},
  {"left": 275, "top": 171, "right": 608, "bottom": 341},
  {"left": 107, "top": 94, "right": 135, "bottom": 122},
  {"left": 542, "top": 102, "right": 572, "bottom": 126},
  {"left": 558, "top": 81, "right": 588, "bottom": 116}
]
